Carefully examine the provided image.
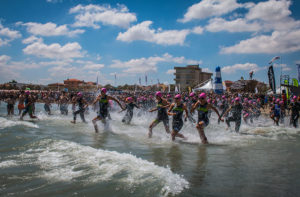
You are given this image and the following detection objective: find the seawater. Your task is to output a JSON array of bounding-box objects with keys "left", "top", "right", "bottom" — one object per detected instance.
[{"left": 0, "top": 103, "right": 300, "bottom": 197}]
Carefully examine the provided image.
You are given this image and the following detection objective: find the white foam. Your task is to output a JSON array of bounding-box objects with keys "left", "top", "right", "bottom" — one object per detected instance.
[
  {"left": 20, "top": 139, "right": 189, "bottom": 196},
  {"left": 0, "top": 160, "right": 18, "bottom": 168},
  {"left": 0, "top": 117, "right": 39, "bottom": 129}
]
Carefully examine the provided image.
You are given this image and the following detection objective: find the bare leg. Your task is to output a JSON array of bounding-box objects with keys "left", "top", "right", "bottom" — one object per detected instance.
[
  {"left": 148, "top": 120, "right": 158, "bottom": 138},
  {"left": 92, "top": 117, "right": 102, "bottom": 133},
  {"left": 196, "top": 121, "right": 208, "bottom": 144}
]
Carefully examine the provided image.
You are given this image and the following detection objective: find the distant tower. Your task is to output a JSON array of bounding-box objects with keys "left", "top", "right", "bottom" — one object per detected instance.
[{"left": 214, "top": 66, "right": 223, "bottom": 94}]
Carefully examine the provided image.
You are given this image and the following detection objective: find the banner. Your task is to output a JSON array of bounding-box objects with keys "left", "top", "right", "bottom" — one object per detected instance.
[
  {"left": 292, "top": 78, "right": 298, "bottom": 87},
  {"left": 268, "top": 65, "right": 276, "bottom": 94},
  {"left": 284, "top": 79, "right": 289, "bottom": 99}
]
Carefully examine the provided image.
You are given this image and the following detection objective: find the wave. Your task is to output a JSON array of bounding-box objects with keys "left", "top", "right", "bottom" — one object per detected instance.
[
  {"left": 0, "top": 117, "right": 39, "bottom": 129},
  {"left": 3, "top": 139, "right": 189, "bottom": 196}
]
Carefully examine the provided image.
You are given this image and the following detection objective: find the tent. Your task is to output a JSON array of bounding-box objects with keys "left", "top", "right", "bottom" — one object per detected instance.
[
  {"left": 193, "top": 79, "right": 225, "bottom": 91},
  {"left": 267, "top": 87, "right": 281, "bottom": 95}
]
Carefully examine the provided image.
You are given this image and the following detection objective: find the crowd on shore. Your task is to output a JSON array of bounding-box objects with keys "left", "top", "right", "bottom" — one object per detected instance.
[{"left": 0, "top": 88, "right": 299, "bottom": 144}]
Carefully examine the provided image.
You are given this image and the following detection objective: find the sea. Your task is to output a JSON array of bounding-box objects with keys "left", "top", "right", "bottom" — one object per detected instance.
[{"left": 0, "top": 103, "right": 300, "bottom": 197}]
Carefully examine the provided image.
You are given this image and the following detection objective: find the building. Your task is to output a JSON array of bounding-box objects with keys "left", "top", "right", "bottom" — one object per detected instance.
[
  {"left": 63, "top": 78, "right": 84, "bottom": 90},
  {"left": 174, "top": 65, "right": 213, "bottom": 89},
  {"left": 48, "top": 83, "right": 65, "bottom": 91}
]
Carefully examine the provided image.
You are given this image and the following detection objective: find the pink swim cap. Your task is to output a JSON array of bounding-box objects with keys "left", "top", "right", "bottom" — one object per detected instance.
[
  {"left": 291, "top": 99, "right": 295, "bottom": 102},
  {"left": 207, "top": 99, "right": 211, "bottom": 103},
  {"left": 222, "top": 95, "right": 226, "bottom": 99},
  {"left": 293, "top": 96, "right": 297, "bottom": 99},
  {"left": 77, "top": 92, "right": 82, "bottom": 96},
  {"left": 155, "top": 91, "right": 162, "bottom": 97},
  {"left": 199, "top": 93, "right": 206, "bottom": 99},
  {"left": 174, "top": 94, "right": 181, "bottom": 99},
  {"left": 167, "top": 94, "right": 171, "bottom": 98},
  {"left": 279, "top": 101, "right": 284, "bottom": 105},
  {"left": 127, "top": 97, "right": 133, "bottom": 102},
  {"left": 189, "top": 92, "right": 195, "bottom": 97},
  {"left": 244, "top": 98, "right": 248, "bottom": 102},
  {"left": 249, "top": 101, "right": 252, "bottom": 104},
  {"left": 101, "top": 88, "right": 107, "bottom": 93},
  {"left": 235, "top": 97, "right": 240, "bottom": 101}
]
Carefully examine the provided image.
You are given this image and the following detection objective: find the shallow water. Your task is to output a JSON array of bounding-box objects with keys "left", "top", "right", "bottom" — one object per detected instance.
[{"left": 0, "top": 103, "right": 300, "bottom": 197}]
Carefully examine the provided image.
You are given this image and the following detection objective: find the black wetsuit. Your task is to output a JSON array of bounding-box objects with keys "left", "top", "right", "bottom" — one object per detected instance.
[
  {"left": 155, "top": 100, "right": 169, "bottom": 127},
  {"left": 122, "top": 103, "right": 138, "bottom": 124},
  {"left": 98, "top": 95, "right": 109, "bottom": 119},
  {"left": 226, "top": 103, "right": 243, "bottom": 132},
  {"left": 290, "top": 102, "right": 300, "bottom": 128},
  {"left": 73, "top": 97, "right": 86, "bottom": 122},
  {"left": 197, "top": 102, "right": 209, "bottom": 126},
  {"left": 172, "top": 102, "right": 184, "bottom": 132}
]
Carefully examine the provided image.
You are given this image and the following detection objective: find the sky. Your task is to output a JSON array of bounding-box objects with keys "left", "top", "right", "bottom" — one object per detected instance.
[{"left": 0, "top": 0, "right": 300, "bottom": 87}]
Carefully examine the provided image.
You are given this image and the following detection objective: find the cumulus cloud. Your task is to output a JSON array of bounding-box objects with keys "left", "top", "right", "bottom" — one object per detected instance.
[
  {"left": 0, "top": 23, "right": 21, "bottom": 47},
  {"left": 222, "top": 63, "right": 260, "bottom": 73},
  {"left": 22, "top": 36, "right": 43, "bottom": 44},
  {"left": 0, "top": 55, "right": 11, "bottom": 63},
  {"left": 221, "top": 29, "right": 300, "bottom": 54},
  {"left": 117, "top": 21, "right": 190, "bottom": 46},
  {"left": 69, "top": 4, "right": 137, "bottom": 29},
  {"left": 178, "top": 0, "right": 243, "bottom": 23},
  {"left": 206, "top": 18, "right": 261, "bottom": 33},
  {"left": 23, "top": 40, "right": 84, "bottom": 59},
  {"left": 22, "top": 22, "right": 84, "bottom": 37},
  {"left": 191, "top": 26, "right": 204, "bottom": 34},
  {"left": 110, "top": 53, "right": 202, "bottom": 74},
  {"left": 273, "top": 63, "right": 291, "bottom": 71}
]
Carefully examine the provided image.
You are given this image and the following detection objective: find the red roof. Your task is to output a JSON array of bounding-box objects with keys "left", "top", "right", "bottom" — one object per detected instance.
[{"left": 64, "top": 78, "right": 82, "bottom": 82}]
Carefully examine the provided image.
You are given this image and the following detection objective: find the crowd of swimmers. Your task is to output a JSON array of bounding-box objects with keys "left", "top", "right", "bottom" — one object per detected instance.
[{"left": 1, "top": 88, "right": 300, "bottom": 144}]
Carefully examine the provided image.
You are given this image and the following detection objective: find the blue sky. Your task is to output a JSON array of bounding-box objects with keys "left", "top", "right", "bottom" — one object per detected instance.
[{"left": 0, "top": 0, "right": 300, "bottom": 86}]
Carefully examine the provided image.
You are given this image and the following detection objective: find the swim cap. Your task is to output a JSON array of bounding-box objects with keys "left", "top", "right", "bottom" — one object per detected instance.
[
  {"left": 291, "top": 99, "right": 295, "bottom": 102},
  {"left": 222, "top": 95, "right": 226, "bottom": 99},
  {"left": 293, "top": 96, "right": 297, "bottom": 99},
  {"left": 101, "top": 88, "right": 107, "bottom": 93},
  {"left": 155, "top": 91, "right": 162, "bottom": 97},
  {"left": 126, "top": 97, "right": 133, "bottom": 102},
  {"left": 235, "top": 97, "right": 240, "bottom": 101},
  {"left": 198, "top": 93, "right": 206, "bottom": 99},
  {"left": 174, "top": 94, "right": 181, "bottom": 99},
  {"left": 77, "top": 92, "right": 82, "bottom": 96},
  {"left": 244, "top": 98, "right": 248, "bottom": 102},
  {"left": 249, "top": 101, "right": 252, "bottom": 104},
  {"left": 207, "top": 99, "right": 211, "bottom": 103},
  {"left": 189, "top": 92, "right": 195, "bottom": 97},
  {"left": 276, "top": 98, "right": 280, "bottom": 103},
  {"left": 279, "top": 101, "right": 284, "bottom": 105},
  {"left": 25, "top": 88, "right": 31, "bottom": 91},
  {"left": 167, "top": 94, "right": 171, "bottom": 98},
  {"left": 253, "top": 102, "right": 256, "bottom": 105}
]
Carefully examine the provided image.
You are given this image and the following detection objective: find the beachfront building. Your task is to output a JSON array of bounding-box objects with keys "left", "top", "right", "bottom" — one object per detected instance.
[
  {"left": 63, "top": 78, "right": 84, "bottom": 89},
  {"left": 174, "top": 65, "right": 212, "bottom": 90}
]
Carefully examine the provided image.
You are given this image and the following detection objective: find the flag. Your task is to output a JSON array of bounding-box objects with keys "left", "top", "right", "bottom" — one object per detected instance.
[
  {"left": 269, "top": 56, "right": 280, "bottom": 64},
  {"left": 175, "top": 86, "right": 178, "bottom": 92},
  {"left": 292, "top": 78, "right": 298, "bottom": 87},
  {"left": 96, "top": 75, "right": 98, "bottom": 85},
  {"left": 114, "top": 74, "right": 117, "bottom": 80},
  {"left": 178, "top": 84, "right": 181, "bottom": 92},
  {"left": 139, "top": 77, "right": 141, "bottom": 85},
  {"left": 297, "top": 64, "right": 300, "bottom": 82},
  {"left": 145, "top": 75, "right": 148, "bottom": 85},
  {"left": 268, "top": 65, "right": 276, "bottom": 94},
  {"left": 168, "top": 84, "right": 170, "bottom": 93}
]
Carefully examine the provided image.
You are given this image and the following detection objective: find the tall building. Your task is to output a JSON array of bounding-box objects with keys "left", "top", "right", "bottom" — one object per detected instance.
[{"left": 174, "top": 65, "right": 213, "bottom": 89}]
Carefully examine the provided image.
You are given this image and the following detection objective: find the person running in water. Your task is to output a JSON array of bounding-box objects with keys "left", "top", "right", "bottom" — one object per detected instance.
[
  {"left": 191, "top": 93, "right": 221, "bottom": 144},
  {"left": 59, "top": 91, "right": 69, "bottom": 115},
  {"left": 5, "top": 94, "right": 16, "bottom": 116},
  {"left": 71, "top": 92, "right": 88, "bottom": 124},
  {"left": 119, "top": 97, "right": 139, "bottom": 124},
  {"left": 167, "top": 94, "right": 188, "bottom": 141},
  {"left": 148, "top": 91, "right": 170, "bottom": 138},
  {"left": 18, "top": 91, "right": 25, "bottom": 115},
  {"left": 20, "top": 90, "right": 38, "bottom": 120},
  {"left": 221, "top": 97, "right": 243, "bottom": 132},
  {"left": 289, "top": 98, "right": 300, "bottom": 128},
  {"left": 92, "top": 88, "right": 124, "bottom": 133}
]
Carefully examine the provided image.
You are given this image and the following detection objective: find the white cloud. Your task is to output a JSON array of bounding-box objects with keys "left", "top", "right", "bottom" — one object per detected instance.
[
  {"left": 222, "top": 63, "right": 259, "bottom": 73},
  {"left": 0, "top": 55, "right": 11, "bottom": 63},
  {"left": 83, "top": 63, "right": 104, "bottom": 70},
  {"left": 69, "top": 4, "right": 137, "bottom": 29},
  {"left": 22, "top": 36, "right": 43, "bottom": 44},
  {"left": 23, "top": 22, "right": 84, "bottom": 37},
  {"left": 222, "top": 63, "right": 260, "bottom": 74},
  {"left": 110, "top": 53, "right": 202, "bottom": 74},
  {"left": 206, "top": 18, "right": 261, "bottom": 33},
  {"left": 23, "top": 40, "right": 84, "bottom": 59},
  {"left": 221, "top": 29, "right": 300, "bottom": 54},
  {"left": 0, "top": 23, "right": 21, "bottom": 47},
  {"left": 117, "top": 21, "right": 190, "bottom": 46},
  {"left": 202, "top": 68, "right": 213, "bottom": 73},
  {"left": 178, "top": 0, "right": 243, "bottom": 23},
  {"left": 192, "top": 26, "right": 204, "bottom": 34},
  {"left": 166, "top": 69, "right": 175, "bottom": 75}
]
